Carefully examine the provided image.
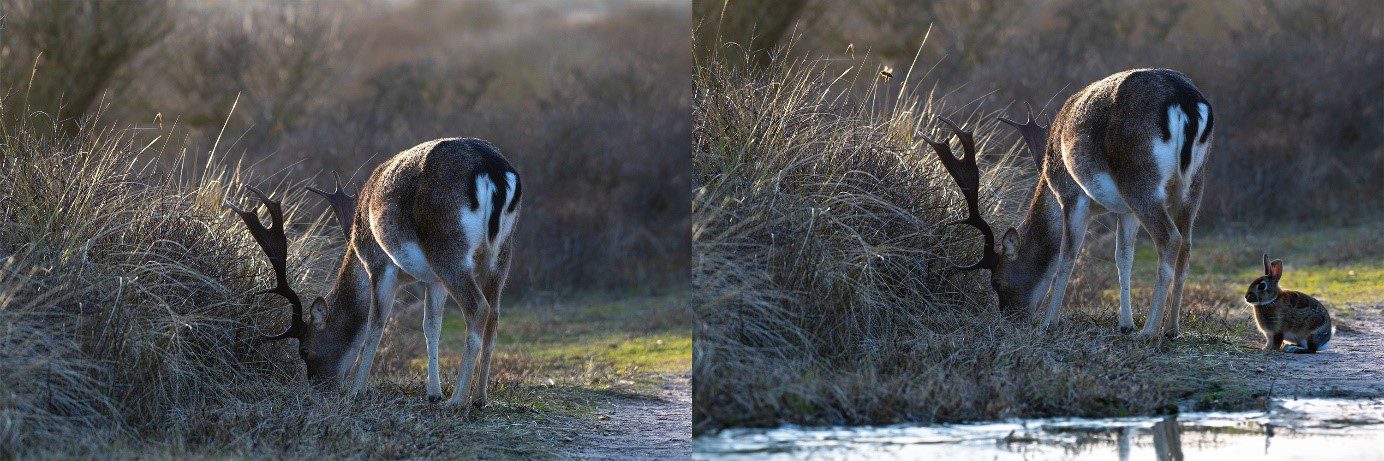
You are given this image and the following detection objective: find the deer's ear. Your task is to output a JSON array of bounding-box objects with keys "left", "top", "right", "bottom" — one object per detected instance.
[
  {"left": 1269, "top": 259, "right": 1284, "bottom": 279},
  {"left": 1000, "top": 227, "right": 1020, "bottom": 260},
  {"left": 310, "top": 297, "right": 328, "bottom": 331}
]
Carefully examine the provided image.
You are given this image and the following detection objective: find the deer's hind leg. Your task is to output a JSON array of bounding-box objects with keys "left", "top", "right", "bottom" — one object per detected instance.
[
  {"left": 1115, "top": 213, "right": 1139, "bottom": 334},
  {"left": 1130, "top": 201, "right": 1182, "bottom": 340},
  {"left": 472, "top": 251, "right": 511, "bottom": 409},
  {"left": 1162, "top": 177, "right": 1203, "bottom": 338},
  {"left": 434, "top": 268, "right": 488, "bottom": 409},
  {"left": 419, "top": 234, "right": 490, "bottom": 410},
  {"left": 423, "top": 281, "right": 448, "bottom": 401}
]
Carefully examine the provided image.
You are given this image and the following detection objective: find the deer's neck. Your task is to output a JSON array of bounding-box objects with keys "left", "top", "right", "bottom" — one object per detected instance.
[
  {"left": 314, "top": 245, "right": 370, "bottom": 365},
  {"left": 1015, "top": 176, "right": 1064, "bottom": 285}
]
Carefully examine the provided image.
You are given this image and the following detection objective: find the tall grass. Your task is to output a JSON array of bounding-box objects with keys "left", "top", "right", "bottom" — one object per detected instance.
[
  {"left": 692, "top": 44, "right": 1252, "bottom": 432},
  {"left": 0, "top": 110, "right": 335, "bottom": 454}
]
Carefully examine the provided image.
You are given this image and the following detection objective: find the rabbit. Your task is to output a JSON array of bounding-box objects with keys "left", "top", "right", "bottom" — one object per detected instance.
[{"left": 1245, "top": 254, "right": 1333, "bottom": 353}]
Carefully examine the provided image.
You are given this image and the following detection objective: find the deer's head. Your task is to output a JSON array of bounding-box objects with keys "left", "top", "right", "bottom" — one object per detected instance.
[
  {"left": 925, "top": 110, "right": 1049, "bottom": 316},
  {"left": 226, "top": 177, "right": 356, "bottom": 383}
]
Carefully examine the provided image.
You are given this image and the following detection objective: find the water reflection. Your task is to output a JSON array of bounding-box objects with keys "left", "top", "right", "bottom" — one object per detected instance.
[{"left": 694, "top": 398, "right": 1384, "bottom": 460}]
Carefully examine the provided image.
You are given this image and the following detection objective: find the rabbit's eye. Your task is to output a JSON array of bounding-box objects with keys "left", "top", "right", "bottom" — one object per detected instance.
[{"left": 1257, "top": 281, "right": 1268, "bottom": 290}]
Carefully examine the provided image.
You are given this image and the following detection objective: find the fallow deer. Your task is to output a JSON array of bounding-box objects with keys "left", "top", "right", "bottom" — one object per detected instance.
[
  {"left": 927, "top": 68, "right": 1212, "bottom": 339},
  {"left": 226, "top": 137, "right": 521, "bottom": 409}
]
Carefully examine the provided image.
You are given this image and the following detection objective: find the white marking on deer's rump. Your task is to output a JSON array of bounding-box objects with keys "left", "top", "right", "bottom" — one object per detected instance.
[
  {"left": 502, "top": 172, "right": 518, "bottom": 212},
  {"left": 1178, "top": 103, "right": 1212, "bottom": 199},
  {"left": 456, "top": 174, "right": 493, "bottom": 271},
  {"left": 485, "top": 172, "right": 520, "bottom": 270},
  {"left": 1193, "top": 103, "right": 1210, "bottom": 144},
  {"left": 1150, "top": 106, "right": 1187, "bottom": 201}
]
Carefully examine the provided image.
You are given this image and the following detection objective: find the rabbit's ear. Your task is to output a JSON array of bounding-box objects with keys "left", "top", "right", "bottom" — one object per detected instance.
[
  {"left": 1263, "top": 254, "right": 1271, "bottom": 275},
  {"left": 1269, "top": 259, "right": 1284, "bottom": 279}
]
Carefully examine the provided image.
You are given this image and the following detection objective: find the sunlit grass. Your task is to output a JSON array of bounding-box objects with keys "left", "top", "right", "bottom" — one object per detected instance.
[
  {"left": 406, "top": 293, "right": 691, "bottom": 395},
  {"left": 1124, "top": 220, "right": 1382, "bottom": 311}
]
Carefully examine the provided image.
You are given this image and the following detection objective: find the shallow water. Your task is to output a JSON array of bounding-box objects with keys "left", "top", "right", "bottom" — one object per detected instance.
[{"left": 694, "top": 398, "right": 1384, "bottom": 460}]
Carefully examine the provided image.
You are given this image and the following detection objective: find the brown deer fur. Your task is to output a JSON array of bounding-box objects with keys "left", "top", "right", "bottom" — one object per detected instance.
[{"left": 934, "top": 68, "right": 1212, "bottom": 338}]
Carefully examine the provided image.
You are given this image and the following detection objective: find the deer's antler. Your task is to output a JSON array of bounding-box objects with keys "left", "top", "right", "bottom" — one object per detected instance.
[
  {"left": 923, "top": 116, "right": 1000, "bottom": 271},
  {"left": 226, "top": 185, "right": 308, "bottom": 341},
  {"left": 998, "top": 102, "right": 1049, "bottom": 172},
  {"left": 306, "top": 172, "right": 356, "bottom": 240}
]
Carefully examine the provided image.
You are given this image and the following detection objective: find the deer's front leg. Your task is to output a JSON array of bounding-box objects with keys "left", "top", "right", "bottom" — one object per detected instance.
[
  {"left": 423, "top": 282, "right": 448, "bottom": 402},
  {"left": 351, "top": 265, "right": 399, "bottom": 397},
  {"left": 1041, "top": 198, "right": 1091, "bottom": 329}
]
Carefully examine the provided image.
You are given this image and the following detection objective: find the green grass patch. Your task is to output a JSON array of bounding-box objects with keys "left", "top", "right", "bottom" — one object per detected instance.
[
  {"left": 1130, "top": 220, "right": 1383, "bottom": 310},
  {"left": 415, "top": 293, "right": 692, "bottom": 396}
]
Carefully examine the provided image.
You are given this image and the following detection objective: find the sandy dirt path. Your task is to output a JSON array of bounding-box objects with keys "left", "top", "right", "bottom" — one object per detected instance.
[
  {"left": 562, "top": 374, "right": 692, "bottom": 460},
  {"left": 1256, "top": 304, "right": 1384, "bottom": 398}
]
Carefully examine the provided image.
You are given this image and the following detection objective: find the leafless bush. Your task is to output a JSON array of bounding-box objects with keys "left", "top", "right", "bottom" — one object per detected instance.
[
  {"left": 694, "top": 0, "right": 813, "bottom": 68},
  {"left": 155, "top": 3, "right": 346, "bottom": 150},
  {"left": 855, "top": 0, "right": 1025, "bottom": 79},
  {"left": 0, "top": 0, "right": 172, "bottom": 135}
]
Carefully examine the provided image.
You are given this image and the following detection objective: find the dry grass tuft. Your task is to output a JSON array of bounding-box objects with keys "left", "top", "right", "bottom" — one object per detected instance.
[{"left": 0, "top": 111, "right": 333, "bottom": 454}]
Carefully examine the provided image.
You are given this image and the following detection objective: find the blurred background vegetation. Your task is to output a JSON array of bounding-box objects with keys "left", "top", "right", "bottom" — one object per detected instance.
[
  {"left": 694, "top": 0, "right": 1382, "bottom": 227},
  {"left": 2, "top": 0, "right": 690, "bottom": 298}
]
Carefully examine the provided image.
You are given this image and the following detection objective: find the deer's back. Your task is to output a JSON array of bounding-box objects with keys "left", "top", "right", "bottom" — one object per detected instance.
[
  {"left": 353, "top": 138, "right": 521, "bottom": 281},
  {"left": 1050, "top": 68, "right": 1213, "bottom": 209}
]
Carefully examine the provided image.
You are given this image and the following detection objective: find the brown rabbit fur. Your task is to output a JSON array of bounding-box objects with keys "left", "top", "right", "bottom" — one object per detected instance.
[{"left": 1245, "top": 254, "right": 1333, "bottom": 353}]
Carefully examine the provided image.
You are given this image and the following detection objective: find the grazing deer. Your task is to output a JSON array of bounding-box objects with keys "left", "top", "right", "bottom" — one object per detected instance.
[
  {"left": 226, "top": 138, "right": 522, "bottom": 409},
  {"left": 927, "top": 68, "right": 1212, "bottom": 338}
]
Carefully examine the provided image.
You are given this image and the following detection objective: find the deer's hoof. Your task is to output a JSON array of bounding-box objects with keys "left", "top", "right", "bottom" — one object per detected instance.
[
  {"left": 472, "top": 398, "right": 489, "bottom": 411},
  {"left": 1119, "top": 326, "right": 1134, "bottom": 335},
  {"left": 428, "top": 395, "right": 442, "bottom": 403},
  {"left": 1134, "top": 330, "right": 1162, "bottom": 341},
  {"left": 445, "top": 398, "right": 472, "bottom": 417}
]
